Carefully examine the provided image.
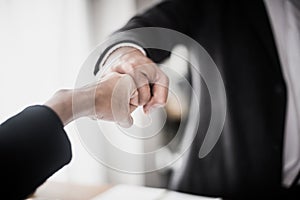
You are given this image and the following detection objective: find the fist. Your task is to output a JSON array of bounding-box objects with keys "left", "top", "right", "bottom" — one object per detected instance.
[
  {"left": 103, "top": 47, "right": 169, "bottom": 114},
  {"left": 94, "top": 72, "right": 138, "bottom": 127}
]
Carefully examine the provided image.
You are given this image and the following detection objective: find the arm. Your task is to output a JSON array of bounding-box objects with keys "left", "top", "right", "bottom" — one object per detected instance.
[
  {"left": 119, "top": 0, "right": 193, "bottom": 33},
  {"left": 95, "top": 0, "right": 196, "bottom": 73},
  {"left": 0, "top": 105, "right": 71, "bottom": 199},
  {"left": 94, "top": 0, "right": 196, "bottom": 113},
  {"left": 0, "top": 73, "right": 137, "bottom": 199},
  {"left": 46, "top": 72, "right": 138, "bottom": 127}
]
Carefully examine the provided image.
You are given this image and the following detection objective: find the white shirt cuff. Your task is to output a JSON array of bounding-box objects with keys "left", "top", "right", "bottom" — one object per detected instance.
[{"left": 99, "top": 42, "right": 146, "bottom": 69}]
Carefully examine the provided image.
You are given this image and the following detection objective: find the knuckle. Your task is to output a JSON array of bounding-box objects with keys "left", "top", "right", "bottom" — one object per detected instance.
[
  {"left": 139, "top": 94, "right": 151, "bottom": 105},
  {"left": 124, "top": 62, "right": 135, "bottom": 70},
  {"left": 112, "top": 72, "right": 124, "bottom": 80},
  {"left": 165, "top": 73, "right": 169, "bottom": 82},
  {"left": 119, "top": 74, "right": 134, "bottom": 86},
  {"left": 153, "top": 93, "right": 167, "bottom": 105},
  {"left": 109, "top": 71, "right": 119, "bottom": 76},
  {"left": 110, "top": 65, "right": 122, "bottom": 72},
  {"left": 135, "top": 77, "right": 149, "bottom": 88},
  {"left": 162, "top": 75, "right": 169, "bottom": 86},
  {"left": 154, "top": 98, "right": 167, "bottom": 106},
  {"left": 158, "top": 70, "right": 169, "bottom": 83}
]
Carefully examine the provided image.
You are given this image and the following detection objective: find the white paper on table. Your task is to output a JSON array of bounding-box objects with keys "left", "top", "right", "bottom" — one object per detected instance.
[{"left": 92, "top": 185, "right": 221, "bottom": 200}]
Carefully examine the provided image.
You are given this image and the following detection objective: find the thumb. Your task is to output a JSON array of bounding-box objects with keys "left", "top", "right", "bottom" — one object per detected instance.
[
  {"left": 117, "top": 115, "right": 133, "bottom": 128},
  {"left": 112, "top": 74, "right": 137, "bottom": 128}
]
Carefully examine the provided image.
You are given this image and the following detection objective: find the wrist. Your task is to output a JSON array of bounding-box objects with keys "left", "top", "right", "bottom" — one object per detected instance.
[
  {"left": 104, "top": 46, "right": 144, "bottom": 67},
  {"left": 71, "top": 86, "right": 101, "bottom": 120},
  {"left": 100, "top": 43, "right": 146, "bottom": 69},
  {"left": 44, "top": 89, "right": 73, "bottom": 126}
]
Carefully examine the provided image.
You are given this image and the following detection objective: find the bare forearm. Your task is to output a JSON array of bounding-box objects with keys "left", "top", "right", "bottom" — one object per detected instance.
[
  {"left": 44, "top": 72, "right": 138, "bottom": 127},
  {"left": 44, "top": 87, "right": 98, "bottom": 126},
  {"left": 44, "top": 89, "right": 74, "bottom": 126}
]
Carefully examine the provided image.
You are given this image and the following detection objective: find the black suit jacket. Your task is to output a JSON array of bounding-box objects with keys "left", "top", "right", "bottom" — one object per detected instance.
[
  {"left": 95, "top": 0, "right": 299, "bottom": 198},
  {"left": 0, "top": 106, "right": 71, "bottom": 199}
]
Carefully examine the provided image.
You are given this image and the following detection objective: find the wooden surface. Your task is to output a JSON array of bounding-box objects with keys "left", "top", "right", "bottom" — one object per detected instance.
[{"left": 27, "top": 181, "right": 111, "bottom": 200}]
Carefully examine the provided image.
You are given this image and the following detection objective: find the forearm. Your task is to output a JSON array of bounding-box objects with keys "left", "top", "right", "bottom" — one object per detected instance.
[
  {"left": 0, "top": 106, "right": 72, "bottom": 199},
  {"left": 95, "top": 0, "right": 196, "bottom": 75},
  {"left": 45, "top": 72, "right": 138, "bottom": 127},
  {"left": 118, "top": 0, "right": 193, "bottom": 34},
  {"left": 44, "top": 87, "right": 98, "bottom": 126},
  {"left": 44, "top": 90, "right": 73, "bottom": 126}
]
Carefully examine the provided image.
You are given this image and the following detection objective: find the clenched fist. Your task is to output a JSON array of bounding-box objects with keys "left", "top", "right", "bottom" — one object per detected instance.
[
  {"left": 103, "top": 46, "right": 169, "bottom": 114},
  {"left": 45, "top": 72, "right": 138, "bottom": 127}
]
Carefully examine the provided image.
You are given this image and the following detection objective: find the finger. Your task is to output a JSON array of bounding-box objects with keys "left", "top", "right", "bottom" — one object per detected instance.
[
  {"left": 138, "top": 66, "right": 168, "bottom": 111},
  {"left": 129, "top": 90, "right": 138, "bottom": 113},
  {"left": 137, "top": 84, "right": 151, "bottom": 106},
  {"left": 113, "top": 63, "right": 153, "bottom": 106},
  {"left": 143, "top": 68, "right": 169, "bottom": 113},
  {"left": 143, "top": 83, "right": 169, "bottom": 114},
  {"left": 112, "top": 60, "right": 168, "bottom": 110},
  {"left": 130, "top": 104, "right": 138, "bottom": 113},
  {"left": 113, "top": 74, "right": 137, "bottom": 127},
  {"left": 121, "top": 76, "right": 140, "bottom": 126},
  {"left": 118, "top": 115, "right": 134, "bottom": 128},
  {"left": 125, "top": 69, "right": 152, "bottom": 106},
  {"left": 130, "top": 90, "right": 139, "bottom": 107}
]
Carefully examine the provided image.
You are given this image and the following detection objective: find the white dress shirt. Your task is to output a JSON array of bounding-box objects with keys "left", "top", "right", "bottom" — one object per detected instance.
[
  {"left": 101, "top": 0, "right": 300, "bottom": 187},
  {"left": 264, "top": 0, "right": 300, "bottom": 186}
]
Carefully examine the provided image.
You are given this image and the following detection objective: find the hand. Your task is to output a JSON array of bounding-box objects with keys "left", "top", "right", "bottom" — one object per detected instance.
[
  {"left": 103, "top": 47, "right": 169, "bottom": 114},
  {"left": 91, "top": 72, "right": 138, "bottom": 127},
  {"left": 45, "top": 72, "right": 138, "bottom": 127}
]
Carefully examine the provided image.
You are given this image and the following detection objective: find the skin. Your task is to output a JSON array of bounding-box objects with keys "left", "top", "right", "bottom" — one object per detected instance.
[
  {"left": 45, "top": 73, "right": 138, "bottom": 127},
  {"left": 45, "top": 46, "right": 169, "bottom": 127},
  {"left": 103, "top": 47, "right": 169, "bottom": 114}
]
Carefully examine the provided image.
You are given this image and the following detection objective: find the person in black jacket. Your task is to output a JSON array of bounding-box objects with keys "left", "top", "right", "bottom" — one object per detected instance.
[
  {"left": 0, "top": 72, "right": 138, "bottom": 199},
  {"left": 94, "top": 0, "right": 300, "bottom": 198}
]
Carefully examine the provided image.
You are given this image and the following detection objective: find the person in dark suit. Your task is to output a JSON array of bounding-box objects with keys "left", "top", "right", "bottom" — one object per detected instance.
[
  {"left": 0, "top": 72, "right": 138, "bottom": 199},
  {"left": 94, "top": 0, "right": 300, "bottom": 198}
]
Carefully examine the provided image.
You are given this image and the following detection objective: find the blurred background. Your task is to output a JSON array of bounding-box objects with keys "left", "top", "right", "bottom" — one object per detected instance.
[{"left": 0, "top": 0, "right": 191, "bottom": 188}]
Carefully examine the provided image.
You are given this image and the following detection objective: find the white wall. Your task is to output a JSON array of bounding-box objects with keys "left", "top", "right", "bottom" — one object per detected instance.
[{"left": 0, "top": 0, "right": 157, "bottom": 186}]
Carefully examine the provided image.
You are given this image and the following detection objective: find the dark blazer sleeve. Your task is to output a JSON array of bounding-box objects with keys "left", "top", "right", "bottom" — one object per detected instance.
[
  {"left": 117, "top": 0, "right": 193, "bottom": 34},
  {"left": 94, "top": 0, "right": 196, "bottom": 75},
  {"left": 0, "top": 105, "right": 72, "bottom": 199}
]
